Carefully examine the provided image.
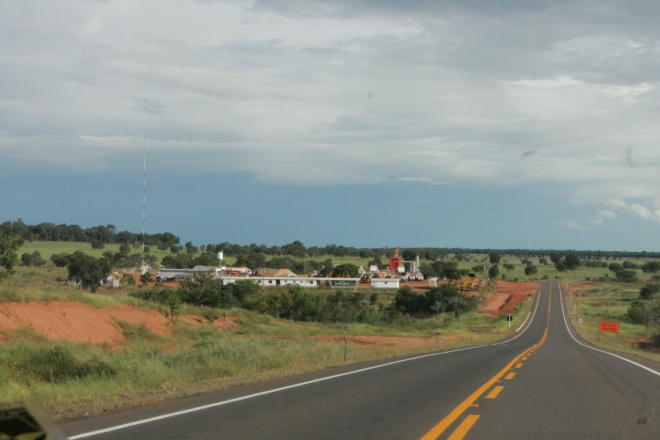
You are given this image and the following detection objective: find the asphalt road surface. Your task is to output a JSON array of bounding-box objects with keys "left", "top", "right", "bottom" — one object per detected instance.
[{"left": 61, "top": 280, "right": 660, "bottom": 439}]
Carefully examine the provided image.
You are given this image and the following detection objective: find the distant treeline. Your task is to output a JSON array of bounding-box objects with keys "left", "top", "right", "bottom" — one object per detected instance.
[
  {"left": 1, "top": 219, "right": 179, "bottom": 249},
  {"left": 3, "top": 219, "right": 659, "bottom": 260}
]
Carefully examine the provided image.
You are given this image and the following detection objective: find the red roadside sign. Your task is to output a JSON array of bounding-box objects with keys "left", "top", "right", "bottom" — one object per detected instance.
[{"left": 599, "top": 322, "right": 619, "bottom": 333}]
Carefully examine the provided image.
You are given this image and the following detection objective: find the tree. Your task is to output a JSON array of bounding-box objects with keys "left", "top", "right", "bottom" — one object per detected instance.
[
  {"left": 489, "top": 265, "right": 499, "bottom": 278},
  {"left": 192, "top": 251, "right": 221, "bottom": 267},
  {"left": 50, "top": 253, "right": 71, "bottom": 267},
  {"left": 235, "top": 252, "right": 266, "bottom": 269},
  {"left": 21, "top": 253, "right": 33, "bottom": 267},
  {"left": 608, "top": 263, "right": 623, "bottom": 273},
  {"left": 0, "top": 231, "right": 23, "bottom": 281},
  {"left": 67, "top": 252, "right": 111, "bottom": 292},
  {"left": 642, "top": 262, "right": 660, "bottom": 273},
  {"left": 21, "top": 251, "right": 46, "bottom": 267},
  {"left": 140, "top": 271, "right": 153, "bottom": 285},
  {"left": 524, "top": 265, "right": 538, "bottom": 276},
  {"left": 489, "top": 253, "right": 501, "bottom": 264},
  {"left": 615, "top": 269, "right": 638, "bottom": 283},
  {"left": 639, "top": 284, "right": 660, "bottom": 300},
  {"left": 564, "top": 253, "right": 581, "bottom": 270},
  {"left": 549, "top": 252, "right": 562, "bottom": 266},
  {"left": 402, "top": 249, "right": 417, "bottom": 261},
  {"left": 332, "top": 263, "right": 359, "bottom": 278}
]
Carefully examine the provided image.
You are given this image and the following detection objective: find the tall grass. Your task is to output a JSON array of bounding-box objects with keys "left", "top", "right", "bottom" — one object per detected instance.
[
  {"left": 564, "top": 282, "right": 660, "bottom": 362},
  {"left": 0, "top": 290, "right": 534, "bottom": 420}
]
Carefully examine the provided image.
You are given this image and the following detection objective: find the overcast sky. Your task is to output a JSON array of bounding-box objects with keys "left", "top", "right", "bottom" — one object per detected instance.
[{"left": 1, "top": 0, "right": 658, "bottom": 251}]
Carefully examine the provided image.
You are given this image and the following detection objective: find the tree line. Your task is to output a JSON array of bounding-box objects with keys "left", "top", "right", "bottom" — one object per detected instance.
[
  {"left": 4, "top": 219, "right": 659, "bottom": 260},
  {"left": 1, "top": 219, "right": 180, "bottom": 249}
]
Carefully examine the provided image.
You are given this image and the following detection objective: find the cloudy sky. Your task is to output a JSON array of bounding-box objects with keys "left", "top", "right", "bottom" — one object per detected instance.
[{"left": 1, "top": 0, "right": 658, "bottom": 250}]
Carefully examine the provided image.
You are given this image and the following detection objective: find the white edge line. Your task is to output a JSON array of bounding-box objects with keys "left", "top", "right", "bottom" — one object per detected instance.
[
  {"left": 70, "top": 284, "right": 544, "bottom": 439},
  {"left": 492, "top": 281, "right": 542, "bottom": 346},
  {"left": 558, "top": 282, "right": 660, "bottom": 377},
  {"left": 69, "top": 345, "right": 486, "bottom": 438}
]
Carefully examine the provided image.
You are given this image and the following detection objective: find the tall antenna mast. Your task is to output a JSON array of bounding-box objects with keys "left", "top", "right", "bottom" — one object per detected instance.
[{"left": 142, "top": 137, "right": 146, "bottom": 255}]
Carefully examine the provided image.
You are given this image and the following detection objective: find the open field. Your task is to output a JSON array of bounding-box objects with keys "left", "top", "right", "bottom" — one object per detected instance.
[
  {"left": 4, "top": 248, "right": 660, "bottom": 420},
  {"left": 18, "top": 242, "right": 660, "bottom": 284},
  {"left": 0, "top": 266, "right": 534, "bottom": 420},
  {"left": 18, "top": 241, "right": 173, "bottom": 264},
  {"left": 564, "top": 282, "right": 660, "bottom": 363}
]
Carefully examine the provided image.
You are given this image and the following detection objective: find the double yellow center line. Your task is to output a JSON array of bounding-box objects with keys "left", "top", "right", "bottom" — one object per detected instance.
[{"left": 420, "top": 282, "right": 552, "bottom": 440}]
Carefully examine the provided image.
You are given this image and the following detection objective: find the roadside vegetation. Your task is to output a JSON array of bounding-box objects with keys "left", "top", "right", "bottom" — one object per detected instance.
[
  {"left": 2, "top": 225, "right": 660, "bottom": 419},
  {"left": 0, "top": 263, "right": 532, "bottom": 420},
  {"left": 565, "top": 276, "right": 660, "bottom": 362}
]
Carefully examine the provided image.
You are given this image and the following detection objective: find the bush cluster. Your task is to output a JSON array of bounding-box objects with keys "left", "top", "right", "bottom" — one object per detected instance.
[
  {"left": 392, "top": 285, "right": 479, "bottom": 318},
  {"left": 130, "top": 275, "right": 478, "bottom": 325}
]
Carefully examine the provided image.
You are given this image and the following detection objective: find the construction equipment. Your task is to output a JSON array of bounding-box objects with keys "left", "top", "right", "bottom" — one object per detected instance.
[
  {"left": 389, "top": 248, "right": 402, "bottom": 272},
  {"left": 449, "top": 274, "right": 484, "bottom": 291}
]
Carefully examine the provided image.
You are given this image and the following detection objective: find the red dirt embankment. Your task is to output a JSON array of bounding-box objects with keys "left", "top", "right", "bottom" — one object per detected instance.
[
  {"left": 0, "top": 301, "right": 237, "bottom": 344},
  {"left": 480, "top": 280, "right": 539, "bottom": 316}
]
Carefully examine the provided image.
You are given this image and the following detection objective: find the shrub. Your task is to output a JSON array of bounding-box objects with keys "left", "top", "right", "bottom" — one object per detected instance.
[
  {"left": 615, "top": 269, "right": 638, "bottom": 283},
  {"left": 640, "top": 284, "right": 660, "bottom": 300}
]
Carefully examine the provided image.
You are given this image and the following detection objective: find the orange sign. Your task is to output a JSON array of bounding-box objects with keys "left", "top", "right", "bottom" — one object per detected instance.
[{"left": 599, "top": 322, "right": 619, "bottom": 333}]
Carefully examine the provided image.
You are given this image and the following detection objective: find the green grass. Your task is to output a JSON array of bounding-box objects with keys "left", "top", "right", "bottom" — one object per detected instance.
[
  {"left": 564, "top": 282, "right": 660, "bottom": 362},
  {"left": 18, "top": 241, "right": 175, "bottom": 266},
  {"left": 17, "top": 243, "right": 658, "bottom": 286},
  {"left": 8, "top": 253, "right": 655, "bottom": 420},
  {"left": 0, "top": 265, "right": 538, "bottom": 420}
]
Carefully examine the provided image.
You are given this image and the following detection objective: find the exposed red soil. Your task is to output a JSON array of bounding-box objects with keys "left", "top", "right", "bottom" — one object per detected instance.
[
  {"left": 0, "top": 279, "right": 541, "bottom": 348},
  {"left": 480, "top": 280, "right": 539, "bottom": 316},
  {"left": 0, "top": 301, "right": 238, "bottom": 344}
]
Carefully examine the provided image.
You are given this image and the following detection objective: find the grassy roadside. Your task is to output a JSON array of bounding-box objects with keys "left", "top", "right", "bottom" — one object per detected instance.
[
  {"left": 563, "top": 282, "right": 660, "bottom": 363},
  {"left": 0, "top": 271, "right": 536, "bottom": 420}
]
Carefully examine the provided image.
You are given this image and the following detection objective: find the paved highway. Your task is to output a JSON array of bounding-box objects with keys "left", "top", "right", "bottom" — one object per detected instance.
[{"left": 62, "top": 280, "right": 660, "bottom": 439}]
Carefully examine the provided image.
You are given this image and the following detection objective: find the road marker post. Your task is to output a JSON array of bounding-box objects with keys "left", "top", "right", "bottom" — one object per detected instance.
[{"left": 507, "top": 315, "right": 513, "bottom": 328}]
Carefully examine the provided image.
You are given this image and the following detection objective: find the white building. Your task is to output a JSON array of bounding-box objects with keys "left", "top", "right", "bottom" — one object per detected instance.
[
  {"left": 220, "top": 277, "right": 360, "bottom": 289},
  {"left": 370, "top": 278, "right": 400, "bottom": 289}
]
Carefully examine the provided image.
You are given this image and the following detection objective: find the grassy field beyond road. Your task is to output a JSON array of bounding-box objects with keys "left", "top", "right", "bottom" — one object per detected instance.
[
  {"left": 0, "top": 268, "right": 534, "bottom": 420},
  {"left": 564, "top": 282, "right": 660, "bottom": 363}
]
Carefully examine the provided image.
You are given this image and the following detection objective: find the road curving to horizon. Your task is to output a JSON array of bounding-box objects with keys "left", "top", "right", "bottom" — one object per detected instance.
[{"left": 61, "top": 280, "right": 660, "bottom": 439}]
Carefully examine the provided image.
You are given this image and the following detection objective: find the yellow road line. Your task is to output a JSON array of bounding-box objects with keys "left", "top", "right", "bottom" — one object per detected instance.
[
  {"left": 485, "top": 386, "right": 504, "bottom": 399},
  {"left": 515, "top": 363, "right": 523, "bottom": 369},
  {"left": 447, "top": 415, "right": 480, "bottom": 440},
  {"left": 505, "top": 372, "right": 516, "bottom": 380},
  {"left": 419, "top": 282, "right": 554, "bottom": 440},
  {"left": 419, "top": 346, "right": 531, "bottom": 440}
]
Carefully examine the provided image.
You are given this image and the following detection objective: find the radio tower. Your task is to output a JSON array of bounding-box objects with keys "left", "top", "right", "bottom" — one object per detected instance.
[{"left": 142, "top": 138, "right": 146, "bottom": 256}]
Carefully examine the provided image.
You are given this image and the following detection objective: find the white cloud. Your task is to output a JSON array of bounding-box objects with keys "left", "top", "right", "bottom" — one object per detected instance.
[
  {"left": 627, "top": 203, "right": 658, "bottom": 222},
  {"left": 556, "top": 219, "right": 589, "bottom": 231},
  {"left": 0, "top": 0, "right": 658, "bottom": 219},
  {"left": 608, "top": 199, "right": 628, "bottom": 209},
  {"left": 598, "top": 210, "right": 616, "bottom": 219}
]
